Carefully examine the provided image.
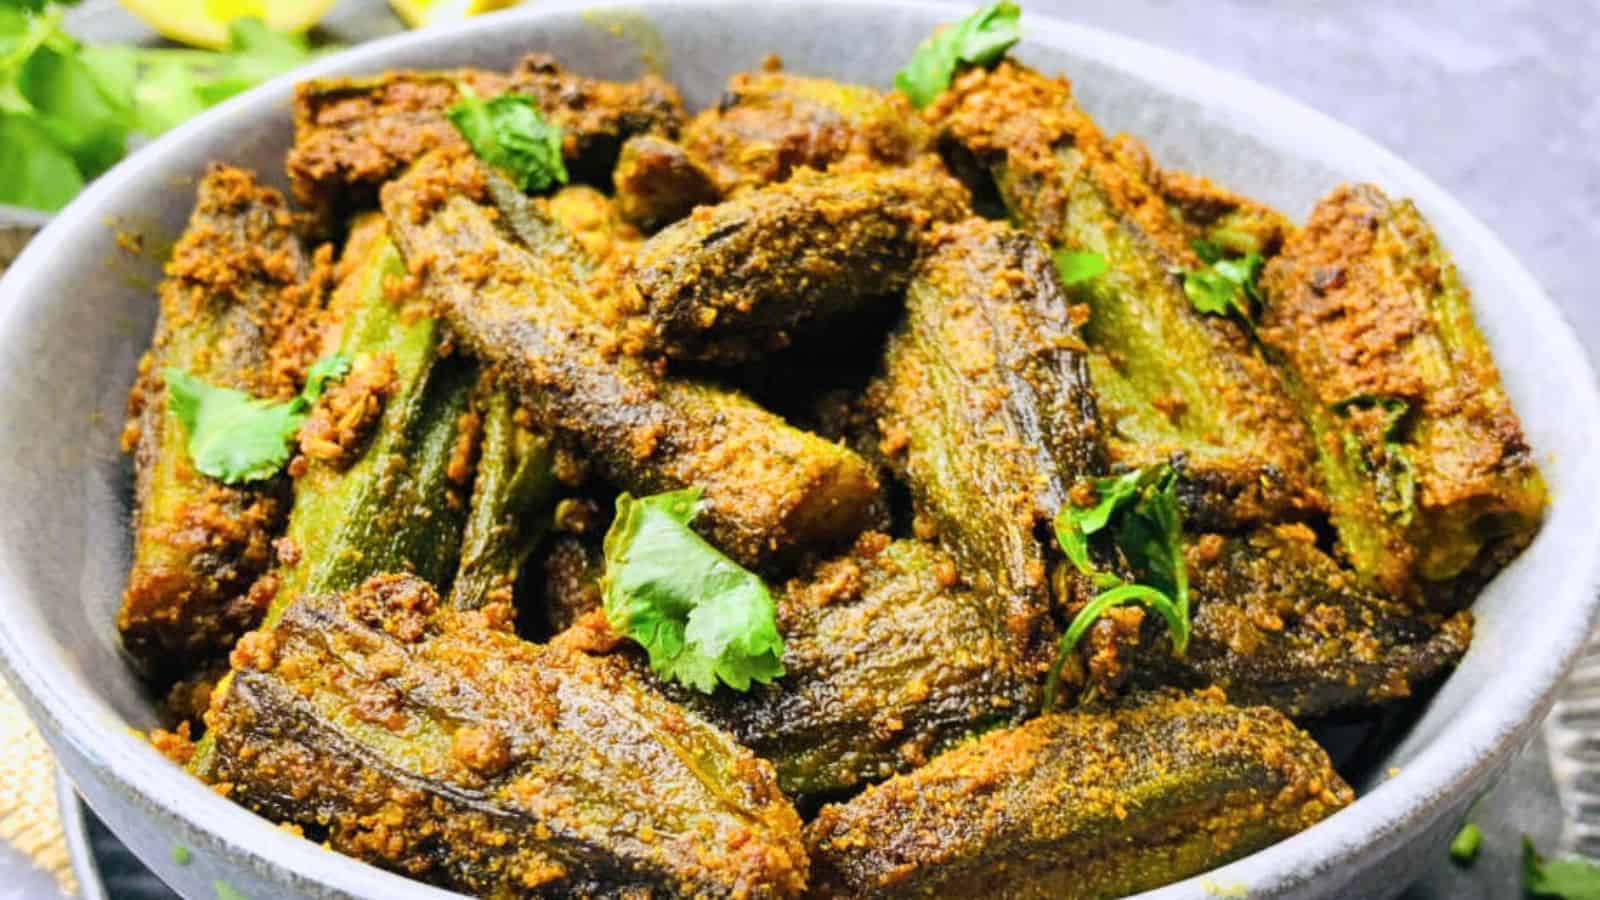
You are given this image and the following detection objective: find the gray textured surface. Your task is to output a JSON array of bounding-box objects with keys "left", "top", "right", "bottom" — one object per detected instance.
[
  {"left": 20, "top": 1, "right": 1598, "bottom": 898},
  {"left": 1040, "top": 0, "right": 1600, "bottom": 360}
]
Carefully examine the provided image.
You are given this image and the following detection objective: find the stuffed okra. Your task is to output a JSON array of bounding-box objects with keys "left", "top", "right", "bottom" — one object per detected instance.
[
  {"left": 1060, "top": 524, "right": 1473, "bottom": 717},
  {"left": 1261, "top": 184, "right": 1546, "bottom": 599},
  {"left": 288, "top": 54, "right": 685, "bottom": 211},
  {"left": 806, "top": 690, "right": 1351, "bottom": 899},
  {"left": 118, "top": 166, "right": 331, "bottom": 680},
  {"left": 681, "top": 69, "right": 930, "bottom": 196},
  {"left": 878, "top": 216, "right": 1103, "bottom": 656},
  {"left": 621, "top": 162, "right": 968, "bottom": 363},
  {"left": 660, "top": 536, "right": 1039, "bottom": 800},
  {"left": 207, "top": 573, "right": 809, "bottom": 898},
  {"left": 382, "top": 149, "right": 884, "bottom": 569},
  {"left": 935, "top": 62, "right": 1322, "bottom": 530},
  {"left": 190, "top": 216, "right": 479, "bottom": 775},
  {"left": 449, "top": 389, "right": 558, "bottom": 611}
]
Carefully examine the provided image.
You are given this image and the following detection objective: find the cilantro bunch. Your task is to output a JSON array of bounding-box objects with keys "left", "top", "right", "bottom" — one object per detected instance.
[{"left": 0, "top": 0, "right": 316, "bottom": 212}]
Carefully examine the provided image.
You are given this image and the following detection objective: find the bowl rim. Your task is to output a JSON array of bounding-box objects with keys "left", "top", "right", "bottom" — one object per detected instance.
[{"left": 1, "top": 1, "right": 1597, "bottom": 897}]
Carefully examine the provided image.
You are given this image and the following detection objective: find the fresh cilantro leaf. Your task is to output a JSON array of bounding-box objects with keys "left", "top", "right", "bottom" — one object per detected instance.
[
  {"left": 0, "top": 10, "right": 317, "bottom": 210},
  {"left": 1052, "top": 249, "right": 1108, "bottom": 286},
  {"left": 1449, "top": 823, "right": 1482, "bottom": 867},
  {"left": 0, "top": 111, "right": 81, "bottom": 208},
  {"left": 1182, "top": 241, "right": 1263, "bottom": 326},
  {"left": 1044, "top": 464, "right": 1191, "bottom": 710},
  {"left": 1053, "top": 468, "right": 1146, "bottom": 578},
  {"left": 132, "top": 19, "right": 318, "bottom": 130},
  {"left": 1523, "top": 836, "right": 1600, "bottom": 899},
  {"left": 446, "top": 83, "right": 568, "bottom": 193},
  {"left": 17, "top": 35, "right": 132, "bottom": 177},
  {"left": 601, "top": 488, "right": 784, "bottom": 694},
  {"left": 131, "top": 58, "right": 207, "bottom": 134},
  {"left": 165, "top": 354, "right": 351, "bottom": 484},
  {"left": 894, "top": 1, "right": 1022, "bottom": 109}
]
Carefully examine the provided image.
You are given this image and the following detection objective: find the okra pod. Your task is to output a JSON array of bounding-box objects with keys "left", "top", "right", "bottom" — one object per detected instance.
[
  {"left": 806, "top": 690, "right": 1352, "bottom": 899},
  {"left": 207, "top": 573, "right": 808, "bottom": 898},
  {"left": 1062, "top": 525, "right": 1472, "bottom": 717},
  {"left": 382, "top": 149, "right": 884, "bottom": 569},
  {"left": 621, "top": 162, "right": 967, "bottom": 363},
  {"left": 448, "top": 389, "right": 557, "bottom": 611},
  {"left": 665, "top": 537, "right": 1038, "bottom": 800},
  {"left": 682, "top": 70, "right": 929, "bottom": 196},
  {"left": 936, "top": 62, "right": 1322, "bottom": 530},
  {"left": 191, "top": 219, "right": 477, "bottom": 776},
  {"left": 287, "top": 54, "right": 685, "bottom": 211},
  {"left": 256, "top": 230, "right": 475, "bottom": 625},
  {"left": 1261, "top": 184, "right": 1546, "bottom": 598},
  {"left": 118, "top": 166, "right": 330, "bottom": 681},
  {"left": 878, "top": 216, "right": 1103, "bottom": 657}
]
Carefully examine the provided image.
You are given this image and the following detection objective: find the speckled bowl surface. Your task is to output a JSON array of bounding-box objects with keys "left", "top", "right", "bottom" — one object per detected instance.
[{"left": 1, "top": 2, "right": 1597, "bottom": 897}]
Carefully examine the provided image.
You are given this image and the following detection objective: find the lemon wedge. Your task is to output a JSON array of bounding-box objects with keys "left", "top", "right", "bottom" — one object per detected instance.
[
  {"left": 115, "top": 0, "right": 336, "bottom": 49},
  {"left": 388, "top": 0, "right": 521, "bottom": 29}
]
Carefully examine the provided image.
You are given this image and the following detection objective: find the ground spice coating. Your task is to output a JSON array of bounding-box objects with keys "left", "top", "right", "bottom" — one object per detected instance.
[
  {"left": 288, "top": 55, "right": 686, "bottom": 213},
  {"left": 206, "top": 574, "right": 809, "bottom": 898},
  {"left": 935, "top": 61, "right": 1323, "bottom": 530},
  {"left": 622, "top": 161, "right": 968, "bottom": 364},
  {"left": 1261, "top": 183, "right": 1546, "bottom": 599},
  {"left": 382, "top": 148, "right": 884, "bottom": 570},
  {"left": 806, "top": 690, "right": 1352, "bottom": 899},
  {"left": 118, "top": 165, "right": 332, "bottom": 680}
]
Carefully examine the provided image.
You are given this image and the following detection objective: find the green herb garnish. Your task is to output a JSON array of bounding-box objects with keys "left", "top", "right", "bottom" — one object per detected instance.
[
  {"left": 1044, "top": 464, "right": 1190, "bottom": 711},
  {"left": 1181, "top": 239, "right": 1262, "bottom": 326},
  {"left": 0, "top": 6, "right": 317, "bottom": 211},
  {"left": 1052, "top": 249, "right": 1108, "bottom": 286},
  {"left": 446, "top": 82, "right": 568, "bottom": 193},
  {"left": 1523, "top": 835, "right": 1600, "bottom": 899},
  {"left": 894, "top": 1, "right": 1021, "bottom": 109},
  {"left": 601, "top": 488, "right": 784, "bottom": 694},
  {"left": 166, "top": 353, "right": 351, "bottom": 485},
  {"left": 1449, "top": 822, "right": 1482, "bottom": 866}
]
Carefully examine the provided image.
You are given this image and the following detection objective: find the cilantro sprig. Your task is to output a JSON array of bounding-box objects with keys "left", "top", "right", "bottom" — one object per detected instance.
[
  {"left": 0, "top": 5, "right": 318, "bottom": 211},
  {"left": 601, "top": 488, "right": 785, "bottom": 694},
  {"left": 166, "top": 354, "right": 351, "bottom": 484},
  {"left": 1052, "top": 249, "right": 1108, "bottom": 286},
  {"left": 895, "top": 1, "right": 1021, "bottom": 109},
  {"left": 446, "top": 83, "right": 568, "bottom": 193},
  {"left": 1524, "top": 835, "right": 1600, "bottom": 899},
  {"left": 1181, "top": 238, "right": 1263, "bottom": 327},
  {"left": 1044, "top": 464, "right": 1190, "bottom": 711}
]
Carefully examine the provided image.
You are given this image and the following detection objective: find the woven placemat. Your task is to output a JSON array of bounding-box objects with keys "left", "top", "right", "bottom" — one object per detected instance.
[{"left": 0, "top": 680, "right": 77, "bottom": 897}]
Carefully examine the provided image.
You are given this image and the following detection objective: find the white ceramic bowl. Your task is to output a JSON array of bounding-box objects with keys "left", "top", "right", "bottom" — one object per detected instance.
[{"left": 1, "top": 2, "right": 1597, "bottom": 897}]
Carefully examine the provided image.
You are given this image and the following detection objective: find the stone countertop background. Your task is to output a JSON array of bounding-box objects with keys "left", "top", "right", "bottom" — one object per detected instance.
[{"left": 7, "top": 0, "right": 1596, "bottom": 897}]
